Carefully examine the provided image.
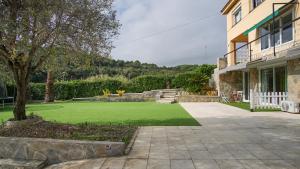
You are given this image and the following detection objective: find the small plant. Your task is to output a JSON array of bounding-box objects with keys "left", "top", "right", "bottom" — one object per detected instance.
[
  {"left": 102, "top": 89, "right": 111, "bottom": 97},
  {"left": 207, "top": 90, "right": 218, "bottom": 96},
  {"left": 116, "top": 90, "right": 125, "bottom": 97}
]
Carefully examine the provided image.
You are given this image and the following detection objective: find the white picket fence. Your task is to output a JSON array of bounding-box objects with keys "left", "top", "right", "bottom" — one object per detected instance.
[{"left": 250, "top": 90, "right": 288, "bottom": 110}]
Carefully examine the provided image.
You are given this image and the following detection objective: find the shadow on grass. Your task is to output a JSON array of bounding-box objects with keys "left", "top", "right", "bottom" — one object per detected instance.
[
  {"left": 27, "top": 105, "right": 64, "bottom": 111},
  {"left": 63, "top": 118, "right": 201, "bottom": 126},
  {"left": 0, "top": 104, "right": 64, "bottom": 112}
]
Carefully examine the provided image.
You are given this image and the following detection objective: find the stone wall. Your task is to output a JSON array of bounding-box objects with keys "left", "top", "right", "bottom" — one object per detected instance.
[
  {"left": 73, "top": 92, "right": 157, "bottom": 102},
  {"left": 249, "top": 68, "right": 259, "bottom": 92},
  {"left": 0, "top": 137, "right": 125, "bottom": 165},
  {"left": 176, "top": 95, "right": 221, "bottom": 102},
  {"left": 287, "top": 58, "right": 300, "bottom": 103},
  {"left": 219, "top": 71, "right": 243, "bottom": 99}
]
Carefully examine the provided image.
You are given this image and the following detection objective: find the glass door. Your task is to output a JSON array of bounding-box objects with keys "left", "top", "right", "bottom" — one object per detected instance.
[
  {"left": 261, "top": 68, "right": 274, "bottom": 92},
  {"left": 243, "top": 72, "right": 250, "bottom": 101}
]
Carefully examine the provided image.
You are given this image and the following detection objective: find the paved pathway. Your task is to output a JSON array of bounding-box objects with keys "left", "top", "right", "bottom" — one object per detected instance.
[{"left": 47, "top": 102, "right": 300, "bottom": 169}]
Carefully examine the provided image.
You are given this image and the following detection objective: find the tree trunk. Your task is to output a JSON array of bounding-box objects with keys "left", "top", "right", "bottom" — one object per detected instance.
[
  {"left": 13, "top": 76, "right": 28, "bottom": 121},
  {"left": 44, "top": 70, "right": 55, "bottom": 103}
]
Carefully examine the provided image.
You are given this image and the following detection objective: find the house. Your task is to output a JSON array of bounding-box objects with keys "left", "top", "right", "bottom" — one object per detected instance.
[{"left": 214, "top": 0, "right": 300, "bottom": 108}]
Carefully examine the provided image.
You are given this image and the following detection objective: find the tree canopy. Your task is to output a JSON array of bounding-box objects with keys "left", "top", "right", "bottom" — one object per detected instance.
[{"left": 0, "top": 0, "right": 120, "bottom": 120}]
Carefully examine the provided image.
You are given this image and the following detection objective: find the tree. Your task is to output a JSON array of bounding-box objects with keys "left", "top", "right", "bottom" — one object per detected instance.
[
  {"left": 193, "top": 64, "right": 217, "bottom": 77},
  {"left": 0, "top": 0, "right": 120, "bottom": 120}
]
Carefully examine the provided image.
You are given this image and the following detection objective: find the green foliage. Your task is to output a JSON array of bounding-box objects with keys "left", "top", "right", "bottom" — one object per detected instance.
[
  {"left": 31, "top": 56, "right": 215, "bottom": 83},
  {"left": 30, "top": 83, "right": 46, "bottom": 100},
  {"left": 193, "top": 64, "right": 217, "bottom": 77},
  {"left": 173, "top": 72, "right": 209, "bottom": 93},
  {"left": 27, "top": 64, "right": 217, "bottom": 100},
  {"left": 128, "top": 75, "right": 174, "bottom": 93},
  {"left": 30, "top": 79, "right": 124, "bottom": 100}
]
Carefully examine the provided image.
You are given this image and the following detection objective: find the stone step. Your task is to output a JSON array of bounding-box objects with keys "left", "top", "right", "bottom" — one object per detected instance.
[
  {"left": 161, "top": 91, "right": 177, "bottom": 94},
  {"left": 162, "top": 94, "right": 176, "bottom": 98},
  {"left": 160, "top": 89, "right": 178, "bottom": 92},
  {"left": 157, "top": 99, "right": 176, "bottom": 104},
  {"left": 160, "top": 97, "right": 175, "bottom": 100},
  {"left": 0, "top": 158, "right": 47, "bottom": 169}
]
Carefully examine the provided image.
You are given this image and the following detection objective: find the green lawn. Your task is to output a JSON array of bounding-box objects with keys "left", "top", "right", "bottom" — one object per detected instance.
[
  {"left": 225, "top": 102, "right": 281, "bottom": 112},
  {"left": 0, "top": 102, "right": 199, "bottom": 126}
]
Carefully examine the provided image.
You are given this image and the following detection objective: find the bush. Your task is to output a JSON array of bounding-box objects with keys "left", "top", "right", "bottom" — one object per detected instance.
[
  {"left": 102, "top": 89, "right": 111, "bottom": 97},
  {"left": 28, "top": 72, "right": 210, "bottom": 100},
  {"left": 173, "top": 72, "right": 209, "bottom": 94},
  {"left": 116, "top": 90, "right": 125, "bottom": 97},
  {"left": 29, "top": 79, "right": 124, "bottom": 100},
  {"left": 128, "top": 75, "right": 174, "bottom": 93},
  {"left": 30, "top": 83, "right": 46, "bottom": 100}
]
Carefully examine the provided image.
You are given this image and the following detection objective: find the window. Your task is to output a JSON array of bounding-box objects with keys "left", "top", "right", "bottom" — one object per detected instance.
[
  {"left": 260, "top": 25, "right": 270, "bottom": 50},
  {"left": 275, "top": 67, "right": 287, "bottom": 92},
  {"left": 233, "top": 6, "right": 242, "bottom": 25},
  {"left": 259, "top": 11, "right": 293, "bottom": 50},
  {"left": 270, "top": 20, "right": 280, "bottom": 47},
  {"left": 253, "top": 0, "right": 264, "bottom": 9},
  {"left": 261, "top": 68, "right": 274, "bottom": 92},
  {"left": 282, "top": 13, "right": 293, "bottom": 43},
  {"left": 261, "top": 66, "right": 287, "bottom": 92}
]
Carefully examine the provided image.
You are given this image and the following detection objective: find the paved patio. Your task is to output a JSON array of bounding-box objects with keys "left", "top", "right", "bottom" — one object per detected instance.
[{"left": 47, "top": 102, "right": 300, "bottom": 169}]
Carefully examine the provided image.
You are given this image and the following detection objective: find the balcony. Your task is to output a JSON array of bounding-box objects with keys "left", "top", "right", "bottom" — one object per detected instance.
[{"left": 219, "top": 14, "right": 300, "bottom": 72}]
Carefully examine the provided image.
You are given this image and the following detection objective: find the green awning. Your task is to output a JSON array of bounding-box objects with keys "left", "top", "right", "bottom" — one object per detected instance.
[{"left": 243, "top": 10, "right": 280, "bottom": 36}]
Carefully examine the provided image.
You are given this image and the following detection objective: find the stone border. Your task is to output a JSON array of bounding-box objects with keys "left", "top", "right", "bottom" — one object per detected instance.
[
  {"left": 124, "top": 127, "right": 140, "bottom": 155},
  {"left": 0, "top": 136, "right": 125, "bottom": 165},
  {"left": 176, "top": 95, "right": 221, "bottom": 102}
]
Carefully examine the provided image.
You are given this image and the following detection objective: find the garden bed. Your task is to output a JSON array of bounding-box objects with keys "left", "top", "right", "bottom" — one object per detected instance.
[
  {"left": 0, "top": 116, "right": 137, "bottom": 144},
  {"left": 0, "top": 116, "right": 138, "bottom": 164}
]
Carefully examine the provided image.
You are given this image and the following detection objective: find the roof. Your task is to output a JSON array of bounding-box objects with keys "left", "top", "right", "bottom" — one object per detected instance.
[{"left": 221, "top": 0, "right": 239, "bottom": 15}]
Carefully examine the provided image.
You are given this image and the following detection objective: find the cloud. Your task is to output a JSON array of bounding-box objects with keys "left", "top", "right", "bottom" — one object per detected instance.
[{"left": 112, "top": 0, "right": 228, "bottom": 66}]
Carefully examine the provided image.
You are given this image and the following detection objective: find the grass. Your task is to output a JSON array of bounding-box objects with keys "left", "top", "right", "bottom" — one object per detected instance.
[
  {"left": 0, "top": 102, "right": 199, "bottom": 126},
  {"left": 225, "top": 102, "right": 281, "bottom": 112}
]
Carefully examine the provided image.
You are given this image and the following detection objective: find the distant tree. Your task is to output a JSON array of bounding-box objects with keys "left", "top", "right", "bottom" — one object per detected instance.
[{"left": 0, "top": 0, "right": 120, "bottom": 120}]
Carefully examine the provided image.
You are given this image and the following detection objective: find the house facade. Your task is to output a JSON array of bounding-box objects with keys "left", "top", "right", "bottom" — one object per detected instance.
[{"left": 214, "top": 0, "right": 300, "bottom": 106}]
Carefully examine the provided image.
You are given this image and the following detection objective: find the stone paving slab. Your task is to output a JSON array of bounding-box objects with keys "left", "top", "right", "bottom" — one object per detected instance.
[{"left": 45, "top": 103, "right": 300, "bottom": 169}]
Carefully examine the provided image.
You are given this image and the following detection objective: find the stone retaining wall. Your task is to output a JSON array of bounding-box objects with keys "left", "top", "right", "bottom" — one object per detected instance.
[
  {"left": 0, "top": 137, "right": 125, "bottom": 165},
  {"left": 73, "top": 92, "right": 157, "bottom": 102},
  {"left": 288, "top": 59, "right": 300, "bottom": 103},
  {"left": 176, "top": 95, "right": 221, "bottom": 102}
]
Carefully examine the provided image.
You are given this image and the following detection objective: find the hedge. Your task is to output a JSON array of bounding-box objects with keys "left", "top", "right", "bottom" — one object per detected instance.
[
  {"left": 127, "top": 75, "right": 174, "bottom": 93},
  {"left": 29, "top": 80, "right": 124, "bottom": 100},
  {"left": 14, "top": 73, "right": 210, "bottom": 100},
  {"left": 172, "top": 72, "right": 209, "bottom": 94}
]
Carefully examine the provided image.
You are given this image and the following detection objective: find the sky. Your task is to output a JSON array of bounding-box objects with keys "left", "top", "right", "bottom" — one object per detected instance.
[{"left": 111, "top": 0, "right": 228, "bottom": 66}]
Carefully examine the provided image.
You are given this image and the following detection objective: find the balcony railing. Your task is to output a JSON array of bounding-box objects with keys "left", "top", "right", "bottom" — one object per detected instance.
[{"left": 235, "top": 44, "right": 249, "bottom": 64}]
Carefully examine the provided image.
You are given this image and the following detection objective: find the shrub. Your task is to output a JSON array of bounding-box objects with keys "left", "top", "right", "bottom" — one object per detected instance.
[
  {"left": 116, "top": 90, "right": 125, "bottom": 97},
  {"left": 128, "top": 75, "right": 174, "bottom": 93},
  {"left": 102, "top": 89, "right": 111, "bottom": 97},
  {"left": 173, "top": 72, "right": 209, "bottom": 94},
  {"left": 29, "top": 79, "right": 124, "bottom": 100},
  {"left": 30, "top": 83, "right": 45, "bottom": 100}
]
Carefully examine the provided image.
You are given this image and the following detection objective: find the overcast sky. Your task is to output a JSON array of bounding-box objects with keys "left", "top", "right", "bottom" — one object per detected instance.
[{"left": 111, "top": 0, "right": 228, "bottom": 66}]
